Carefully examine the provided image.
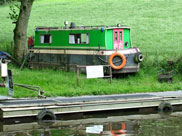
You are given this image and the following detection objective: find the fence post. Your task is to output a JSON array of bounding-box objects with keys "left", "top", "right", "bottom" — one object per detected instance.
[
  {"left": 110, "top": 66, "right": 112, "bottom": 83},
  {"left": 76, "top": 65, "right": 79, "bottom": 86},
  {"left": 11, "top": 41, "right": 14, "bottom": 52}
]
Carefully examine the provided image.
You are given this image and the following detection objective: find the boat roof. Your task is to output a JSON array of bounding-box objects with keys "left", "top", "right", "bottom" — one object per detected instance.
[{"left": 36, "top": 25, "right": 131, "bottom": 31}]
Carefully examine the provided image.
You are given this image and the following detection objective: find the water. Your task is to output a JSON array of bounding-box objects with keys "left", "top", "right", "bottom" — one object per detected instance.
[{"left": 1, "top": 112, "right": 182, "bottom": 136}]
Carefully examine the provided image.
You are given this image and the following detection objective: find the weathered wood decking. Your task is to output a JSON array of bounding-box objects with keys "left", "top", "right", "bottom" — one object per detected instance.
[{"left": 0, "top": 91, "right": 182, "bottom": 119}]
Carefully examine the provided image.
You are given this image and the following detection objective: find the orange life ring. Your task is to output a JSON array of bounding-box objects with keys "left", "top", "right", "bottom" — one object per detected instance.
[
  {"left": 110, "top": 123, "right": 126, "bottom": 135},
  {"left": 109, "top": 52, "right": 126, "bottom": 70}
]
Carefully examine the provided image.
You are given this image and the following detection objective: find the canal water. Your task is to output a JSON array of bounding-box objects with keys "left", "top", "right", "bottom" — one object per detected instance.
[{"left": 1, "top": 111, "right": 182, "bottom": 136}]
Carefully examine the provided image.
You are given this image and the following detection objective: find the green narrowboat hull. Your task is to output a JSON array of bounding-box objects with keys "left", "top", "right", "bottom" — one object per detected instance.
[{"left": 29, "top": 48, "right": 140, "bottom": 74}]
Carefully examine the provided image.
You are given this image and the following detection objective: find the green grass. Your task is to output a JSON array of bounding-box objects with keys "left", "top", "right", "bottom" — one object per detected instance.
[
  {"left": 1, "top": 0, "right": 182, "bottom": 97},
  {"left": 1, "top": 66, "right": 182, "bottom": 98}
]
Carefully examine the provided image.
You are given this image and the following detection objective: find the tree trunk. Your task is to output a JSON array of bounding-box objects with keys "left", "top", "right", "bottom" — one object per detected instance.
[{"left": 14, "top": 0, "right": 34, "bottom": 61}]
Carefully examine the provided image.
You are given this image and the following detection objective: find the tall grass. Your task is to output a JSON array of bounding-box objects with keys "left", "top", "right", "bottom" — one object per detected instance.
[
  {"left": 0, "top": 66, "right": 180, "bottom": 98},
  {"left": 1, "top": 66, "right": 182, "bottom": 98},
  {"left": 0, "top": 0, "right": 182, "bottom": 97}
]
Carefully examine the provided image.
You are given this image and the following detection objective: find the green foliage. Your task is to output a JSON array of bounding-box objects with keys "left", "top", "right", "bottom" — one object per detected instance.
[
  {"left": 8, "top": 4, "right": 20, "bottom": 23},
  {"left": 0, "top": 0, "right": 19, "bottom": 5}
]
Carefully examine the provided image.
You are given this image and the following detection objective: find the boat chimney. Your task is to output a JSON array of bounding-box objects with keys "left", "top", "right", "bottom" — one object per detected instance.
[
  {"left": 64, "top": 21, "right": 69, "bottom": 29},
  {"left": 117, "top": 24, "right": 121, "bottom": 27},
  {"left": 70, "top": 22, "right": 76, "bottom": 29}
]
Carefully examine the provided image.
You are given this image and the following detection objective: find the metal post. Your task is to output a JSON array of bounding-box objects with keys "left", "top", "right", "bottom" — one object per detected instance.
[
  {"left": 76, "top": 65, "right": 79, "bottom": 86},
  {"left": 64, "top": 50, "right": 66, "bottom": 71},
  {"left": 14, "top": 83, "right": 45, "bottom": 98},
  {"left": 11, "top": 41, "right": 13, "bottom": 52},
  {"left": 110, "top": 66, "right": 112, "bottom": 83},
  {"left": 20, "top": 53, "right": 30, "bottom": 70},
  {"left": 7, "top": 70, "right": 14, "bottom": 96}
]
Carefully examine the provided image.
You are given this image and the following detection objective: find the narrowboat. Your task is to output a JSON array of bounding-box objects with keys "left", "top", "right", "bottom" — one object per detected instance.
[{"left": 28, "top": 22, "right": 143, "bottom": 74}]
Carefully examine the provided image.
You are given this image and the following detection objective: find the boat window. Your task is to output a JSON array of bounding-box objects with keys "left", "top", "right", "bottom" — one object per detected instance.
[
  {"left": 40, "top": 34, "right": 52, "bottom": 44},
  {"left": 81, "top": 34, "right": 89, "bottom": 44},
  {"left": 115, "top": 31, "right": 117, "bottom": 41},
  {"left": 69, "top": 35, "right": 75, "bottom": 44},
  {"left": 120, "top": 31, "right": 122, "bottom": 41},
  {"left": 69, "top": 33, "right": 89, "bottom": 44}
]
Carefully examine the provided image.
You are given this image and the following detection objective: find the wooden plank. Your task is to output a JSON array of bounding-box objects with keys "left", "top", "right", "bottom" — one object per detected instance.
[
  {"left": 1, "top": 96, "right": 182, "bottom": 119},
  {"left": 0, "top": 95, "right": 162, "bottom": 108}
]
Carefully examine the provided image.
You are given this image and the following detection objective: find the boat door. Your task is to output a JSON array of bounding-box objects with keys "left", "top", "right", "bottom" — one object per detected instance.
[{"left": 113, "top": 29, "right": 123, "bottom": 50}]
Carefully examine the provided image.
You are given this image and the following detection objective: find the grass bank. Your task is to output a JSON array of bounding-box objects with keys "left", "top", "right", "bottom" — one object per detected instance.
[
  {"left": 0, "top": 0, "right": 182, "bottom": 97},
  {"left": 1, "top": 66, "right": 182, "bottom": 98}
]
